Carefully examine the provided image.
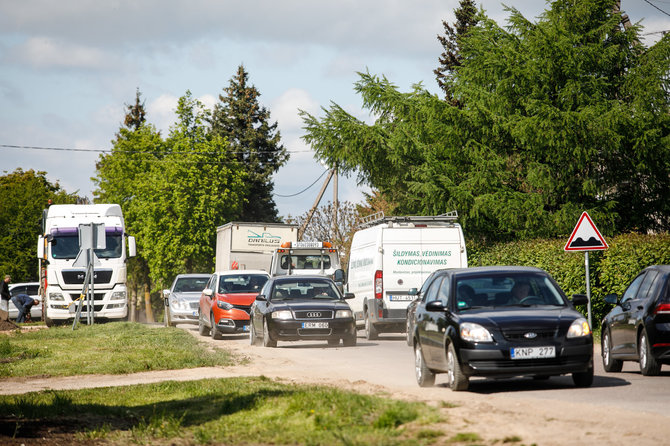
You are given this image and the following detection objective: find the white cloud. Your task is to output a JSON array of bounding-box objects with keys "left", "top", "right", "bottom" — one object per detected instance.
[
  {"left": 12, "top": 37, "right": 118, "bottom": 70},
  {"left": 272, "top": 88, "right": 319, "bottom": 132},
  {"left": 147, "top": 94, "right": 178, "bottom": 133}
]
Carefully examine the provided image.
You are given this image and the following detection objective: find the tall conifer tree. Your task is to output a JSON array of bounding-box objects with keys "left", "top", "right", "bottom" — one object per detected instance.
[{"left": 211, "top": 65, "right": 289, "bottom": 222}]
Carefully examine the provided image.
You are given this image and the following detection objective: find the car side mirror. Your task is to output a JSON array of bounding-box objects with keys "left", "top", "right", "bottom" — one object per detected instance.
[
  {"left": 425, "top": 300, "right": 447, "bottom": 312},
  {"left": 604, "top": 294, "right": 618, "bottom": 305},
  {"left": 408, "top": 288, "right": 418, "bottom": 296},
  {"left": 203, "top": 288, "right": 213, "bottom": 298},
  {"left": 162, "top": 289, "right": 170, "bottom": 297},
  {"left": 333, "top": 268, "right": 346, "bottom": 284},
  {"left": 571, "top": 294, "right": 588, "bottom": 306},
  {"left": 343, "top": 292, "right": 355, "bottom": 300},
  {"left": 256, "top": 294, "right": 267, "bottom": 302}
]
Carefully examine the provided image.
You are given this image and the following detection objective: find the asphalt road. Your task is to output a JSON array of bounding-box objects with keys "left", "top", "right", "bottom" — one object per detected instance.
[{"left": 183, "top": 325, "right": 670, "bottom": 417}]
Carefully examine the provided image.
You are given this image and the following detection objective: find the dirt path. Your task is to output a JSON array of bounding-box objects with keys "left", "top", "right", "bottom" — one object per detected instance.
[{"left": 2, "top": 326, "right": 669, "bottom": 445}]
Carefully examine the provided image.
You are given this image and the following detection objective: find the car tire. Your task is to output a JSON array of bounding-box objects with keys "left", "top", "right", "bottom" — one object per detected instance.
[
  {"left": 210, "top": 313, "right": 223, "bottom": 340},
  {"left": 364, "top": 308, "right": 378, "bottom": 340},
  {"left": 602, "top": 328, "right": 623, "bottom": 373},
  {"left": 414, "top": 342, "right": 435, "bottom": 387},
  {"left": 639, "top": 329, "right": 661, "bottom": 376},
  {"left": 197, "top": 310, "right": 210, "bottom": 337},
  {"left": 250, "top": 319, "right": 261, "bottom": 346},
  {"left": 405, "top": 315, "right": 412, "bottom": 346},
  {"left": 572, "top": 365, "right": 594, "bottom": 388},
  {"left": 446, "top": 342, "right": 469, "bottom": 391},
  {"left": 263, "top": 318, "right": 277, "bottom": 348},
  {"left": 343, "top": 333, "right": 357, "bottom": 347}
]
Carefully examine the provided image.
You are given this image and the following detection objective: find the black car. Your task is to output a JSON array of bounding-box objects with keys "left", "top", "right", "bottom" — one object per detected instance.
[
  {"left": 601, "top": 265, "right": 670, "bottom": 376},
  {"left": 250, "top": 275, "right": 357, "bottom": 347},
  {"left": 411, "top": 266, "right": 593, "bottom": 391},
  {"left": 406, "top": 270, "right": 442, "bottom": 346}
]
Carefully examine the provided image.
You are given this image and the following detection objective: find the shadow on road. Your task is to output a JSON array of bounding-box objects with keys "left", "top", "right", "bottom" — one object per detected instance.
[{"left": 439, "top": 373, "right": 631, "bottom": 394}]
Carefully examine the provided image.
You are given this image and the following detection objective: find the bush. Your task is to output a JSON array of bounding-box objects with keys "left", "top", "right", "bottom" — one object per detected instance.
[{"left": 468, "top": 233, "right": 670, "bottom": 325}]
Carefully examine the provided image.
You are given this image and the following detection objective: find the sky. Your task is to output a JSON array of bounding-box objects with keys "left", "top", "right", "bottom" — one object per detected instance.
[{"left": 1, "top": 0, "right": 668, "bottom": 218}]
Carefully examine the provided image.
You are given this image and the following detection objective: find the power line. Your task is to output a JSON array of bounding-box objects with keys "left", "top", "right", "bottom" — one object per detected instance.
[
  {"left": 641, "top": 0, "right": 670, "bottom": 17},
  {"left": 274, "top": 169, "right": 330, "bottom": 198},
  {"left": 0, "top": 143, "right": 311, "bottom": 155}
]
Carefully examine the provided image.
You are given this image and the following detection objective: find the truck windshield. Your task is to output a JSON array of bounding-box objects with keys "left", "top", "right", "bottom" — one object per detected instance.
[
  {"left": 280, "top": 254, "right": 331, "bottom": 270},
  {"left": 51, "top": 234, "right": 123, "bottom": 259}
]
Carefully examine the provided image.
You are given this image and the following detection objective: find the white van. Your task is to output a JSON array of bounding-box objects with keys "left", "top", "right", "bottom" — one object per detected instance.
[{"left": 346, "top": 212, "right": 467, "bottom": 339}]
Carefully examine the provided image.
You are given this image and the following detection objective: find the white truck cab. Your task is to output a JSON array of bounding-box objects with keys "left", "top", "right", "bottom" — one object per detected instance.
[
  {"left": 270, "top": 241, "right": 341, "bottom": 278},
  {"left": 346, "top": 212, "right": 468, "bottom": 340}
]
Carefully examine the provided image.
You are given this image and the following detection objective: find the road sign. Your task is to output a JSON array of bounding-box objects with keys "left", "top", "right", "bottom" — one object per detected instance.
[{"left": 564, "top": 212, "right": 609, "bottom": 251}]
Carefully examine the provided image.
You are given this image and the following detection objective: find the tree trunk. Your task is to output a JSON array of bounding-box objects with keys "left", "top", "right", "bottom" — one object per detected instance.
[{"left": 144, "top": 283, "right": 154, "bottom": 323}]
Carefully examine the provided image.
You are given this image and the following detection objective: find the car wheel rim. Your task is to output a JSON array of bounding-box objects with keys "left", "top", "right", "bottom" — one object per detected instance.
[
  {"left": 603, "top": 333, "right": 611, "bottom": 365},
  {"left": 447, "top": 349, "right": 455, "bottom": 386},
  {"left": 640, "top": 334, "right": 648, "bottom": 369},
  {"left": 414, "top": 346, "right": 423, "bottom": 382}
]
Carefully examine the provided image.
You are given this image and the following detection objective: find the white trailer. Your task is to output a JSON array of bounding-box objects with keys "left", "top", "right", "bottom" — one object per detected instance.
[
  {"left": 346, "top": 212, "right": 468, "bottom": 339},
  {"left": 37, "top": 204, "right": 136, "bottom": 326},
  {"left": 215, "top": 222, "right": 298, "bottom": 272}
]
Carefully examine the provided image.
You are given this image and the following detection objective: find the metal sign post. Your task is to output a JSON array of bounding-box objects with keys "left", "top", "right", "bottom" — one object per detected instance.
[
  {"left": 72, "top": 223, "right": 105, "bottom": 330},
  {"left": 564, "top": 212, "right": 609, "bottom": 330}
]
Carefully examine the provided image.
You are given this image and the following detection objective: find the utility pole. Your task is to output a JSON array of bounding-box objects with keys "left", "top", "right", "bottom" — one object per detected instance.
[{"left": 298, "top": 168, "right": 336, "bottom": 240}]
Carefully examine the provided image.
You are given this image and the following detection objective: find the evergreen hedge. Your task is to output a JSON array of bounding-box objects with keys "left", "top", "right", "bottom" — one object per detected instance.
[{"left": 468, "top": 233, "right": 670, "bottom": 326}]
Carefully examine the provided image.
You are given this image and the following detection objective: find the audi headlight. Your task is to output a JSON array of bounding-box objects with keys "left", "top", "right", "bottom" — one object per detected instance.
[
  {"left": 567, "top": 318, "right": 591, "bottom": 338},
  {"left": 216, "top": 301, "right": 234, "bottom": 310},
  {"left": 335, "top": 309, "right": 352, "bottom": 318},
  {"left": 272, "top": 310, "right": 293, "bottom": 320},
  {"left": 171, "top": 298, "right": 189, "bottom": 311},
  {"left": 111, "top": 291, "right": 126, "bottom": 301},
  {"left": 49, "top": 292, "right": 65, "bottom": 301},
  {"left": 460, "top": 322, "right": 494, "bottom": 343}
]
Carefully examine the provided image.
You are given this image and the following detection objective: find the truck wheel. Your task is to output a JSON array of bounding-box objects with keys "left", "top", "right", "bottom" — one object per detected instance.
[
  {"left": 197, "top": 310, "right": 210, "bottom": 336},
  {"left": 364, "top": 309, "right": 378, "bottom": 340},
  {"left": 44, "top": 315, "right": 55, "bottom": 328},
  {"left": 210, "top": 313, "right": 223, "bottom": 340},
  {"left": 263, "top": 318, "right": 277, "bottom": 348}
]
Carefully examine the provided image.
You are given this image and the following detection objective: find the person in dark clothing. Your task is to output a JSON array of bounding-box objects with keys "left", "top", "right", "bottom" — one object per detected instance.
[
  {"left": 0, "top": 275, "right": 10, "bottom": 314},
  {"left": 11, "top": 293, "right": 39, "bottom": 323}
]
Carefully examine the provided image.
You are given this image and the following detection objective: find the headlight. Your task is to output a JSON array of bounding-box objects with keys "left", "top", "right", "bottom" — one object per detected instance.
[
  {"left": 567, "top": 318, "right": 591, "bottom": 338},
  {"left": 49, "top": 292, "right": 65, "bottom": 301},
  {"left": 460, "top": 322, "right": 493, "bottom": 343},
  {"left": 171, "top": 298, "right": 189, "bottom": 311},
  {"left": 272, "top": 310, "right": 293, "bottom": 320},
  {"left": 111, "top": 291, "right": 126, "bottom": 301},
  {"left": 216, "top": 300, "right": 234, "bottom": 310},
  {"left": 335, "top": 309, "right": 352, "bottom": 318}
]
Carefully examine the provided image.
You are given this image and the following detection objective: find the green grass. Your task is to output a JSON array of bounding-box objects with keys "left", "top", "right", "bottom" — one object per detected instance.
[
  {"left": 0, "top": 376, "right": 443, "bottom": 445},
  {"left": 0, "top": 322, "right": 234, "bottom": 377}
]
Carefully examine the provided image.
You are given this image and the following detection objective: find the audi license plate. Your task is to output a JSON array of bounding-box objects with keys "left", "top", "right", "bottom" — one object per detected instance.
[
  {"left": 510, "top": 346, "right": 555, "bottom": 359},
  {"left": 388, "top": 295, "right": 413, "bottom": 301},
  {"left": 302, "top": 322, "right": 328, "bottom": 329}
]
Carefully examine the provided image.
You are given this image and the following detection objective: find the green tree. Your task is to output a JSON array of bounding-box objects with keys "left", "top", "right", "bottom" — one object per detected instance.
[
  {"left": 302, "top": 0, "right": 670, "bottom": 242},
  {"left": 210, "top": 65, "right": 289, "bottom": 222},
  {"left": 434, "top": 0, "right": 478, "bottom": 102},
  {"left": 0, "top": 169, "right": 78, "bottom": 280}
]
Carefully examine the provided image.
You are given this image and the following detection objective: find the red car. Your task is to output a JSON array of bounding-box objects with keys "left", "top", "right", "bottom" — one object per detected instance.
[{"left": 198, "top": 270, "right": 269, "bottom": 340}]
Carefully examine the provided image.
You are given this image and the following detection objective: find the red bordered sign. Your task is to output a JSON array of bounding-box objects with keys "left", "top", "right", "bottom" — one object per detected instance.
[{"left": 564, "top": 212, "right": 609, "bottom": 251}]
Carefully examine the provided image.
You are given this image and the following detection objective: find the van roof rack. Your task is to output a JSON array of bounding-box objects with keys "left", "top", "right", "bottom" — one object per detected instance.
[{"left": 357, "top": 211, "right": 459, "bottom": 228}]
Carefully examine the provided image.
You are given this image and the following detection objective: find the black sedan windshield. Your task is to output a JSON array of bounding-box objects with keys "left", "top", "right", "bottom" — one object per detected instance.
[
  {"left": 455, "top": 273, "right": 566, "bottom": 310},
  {"left": 272, "top": 279, "right": 341, "bottom": 300}
]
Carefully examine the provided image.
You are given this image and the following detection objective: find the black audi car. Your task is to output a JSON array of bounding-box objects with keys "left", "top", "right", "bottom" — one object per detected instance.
[
  {"left": 601, "top": 265, "right": 670, "bottom": 376},
  {"left": 411, "top": 266, "right": 593, "bottom": 391},
  {"left": 249, "top": 275, "right": 357, "bottom": 347}
]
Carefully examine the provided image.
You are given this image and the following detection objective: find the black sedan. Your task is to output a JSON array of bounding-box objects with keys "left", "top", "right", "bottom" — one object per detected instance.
[
  {"left": 249, "top": 275, "right": 357, "bottom": 347},
  {"left": 601, "top": 264, "right": 670, "bottom": 376},
  {"left": 411, "top": 266, "right": 593, "bottom": 391}
]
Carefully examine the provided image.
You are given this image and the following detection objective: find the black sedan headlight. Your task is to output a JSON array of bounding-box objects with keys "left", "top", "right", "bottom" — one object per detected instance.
[
  {"left": 567, "top": 318, "right": 591, "bottom": 338},
  {"left": 460, "top": 322, "right": 494, "bottom": 343}
]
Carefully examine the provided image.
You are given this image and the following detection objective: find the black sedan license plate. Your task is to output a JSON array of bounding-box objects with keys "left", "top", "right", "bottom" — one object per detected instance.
[
  {"left": 302, "top": 322, "right": 328, "bottom": 329},
  {"left": 510, "top": 346, "right": 555, "bottom": 359}
]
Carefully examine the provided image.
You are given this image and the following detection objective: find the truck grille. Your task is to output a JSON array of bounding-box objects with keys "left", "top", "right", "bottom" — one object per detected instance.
[
  {"left": 62, "top": 270, "right": 113, "bottom": 285},
  {"left": 70, "top": 293, "right": 105, "bottom": 301}
]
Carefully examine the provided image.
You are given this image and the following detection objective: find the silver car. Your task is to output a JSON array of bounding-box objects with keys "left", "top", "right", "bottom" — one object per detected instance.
[
  {"left": 163, "top": 274, "right": 210, "bottom": 326},
  {"left": 9, "top": 282, "right": 41, "bottom": 321}
]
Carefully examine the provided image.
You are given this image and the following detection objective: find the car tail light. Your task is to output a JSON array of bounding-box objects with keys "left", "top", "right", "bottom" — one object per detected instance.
[
  {"left": 652, "top": 303, "right": 670, "bottom": 315},
  {"left": 374, "top": 270, "right": 383, "bottom": 299}
]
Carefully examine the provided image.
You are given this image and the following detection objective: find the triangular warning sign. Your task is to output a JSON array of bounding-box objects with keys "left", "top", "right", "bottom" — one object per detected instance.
[{"left": 564, "top": 212, "right": 609, "bottom": 251}]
